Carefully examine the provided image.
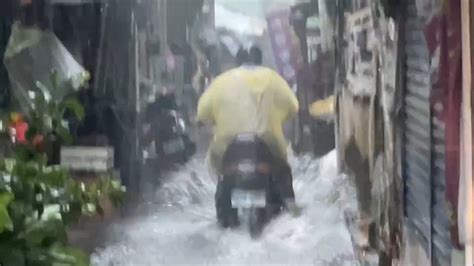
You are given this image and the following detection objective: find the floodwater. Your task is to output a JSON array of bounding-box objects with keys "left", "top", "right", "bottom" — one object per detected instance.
[{"left": 92, "top": 151, "right": 357, "bottom": 265}]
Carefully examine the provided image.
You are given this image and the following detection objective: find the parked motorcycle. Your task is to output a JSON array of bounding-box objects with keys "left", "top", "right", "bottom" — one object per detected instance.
[
  {"left": 142, "top": 101, "right": 196, "bottom": 169},
  {"left": 215, "top": 133, "right": 284, "bottom": 238},
  {"left": 156, "top": 109, "right": 195, "bottom": 164}
]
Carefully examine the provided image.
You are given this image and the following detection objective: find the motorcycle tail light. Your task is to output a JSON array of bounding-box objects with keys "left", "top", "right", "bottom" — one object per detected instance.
[
  {"left": 256, "top": 162, "right": 271, "bottom": 175},
  {"left": 223, "top": 162, "right": 271, "bottom": 176}
]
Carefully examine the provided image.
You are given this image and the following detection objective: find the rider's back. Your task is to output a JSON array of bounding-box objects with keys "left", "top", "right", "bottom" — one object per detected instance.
[{"left": 197, "top": 65, "right": 298, "bottom": 171}]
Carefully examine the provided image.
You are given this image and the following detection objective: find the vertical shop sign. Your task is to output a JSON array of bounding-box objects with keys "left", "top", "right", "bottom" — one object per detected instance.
[{"left": 266, "top": 9, "right": 302, "bottom": 85}]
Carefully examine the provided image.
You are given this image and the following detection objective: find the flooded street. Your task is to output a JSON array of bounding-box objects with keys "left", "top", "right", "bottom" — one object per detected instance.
[
  {"left": 92, "top": 151, "right": 357, "bottom": 265},
  {"left": 1, "top": 0, "right": 470, "bottom": 265}
]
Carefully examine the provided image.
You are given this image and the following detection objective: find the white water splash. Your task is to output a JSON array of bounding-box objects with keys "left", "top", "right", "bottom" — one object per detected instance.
[{"left": 92, "top": 151, "right": 357, "bottom": 265}]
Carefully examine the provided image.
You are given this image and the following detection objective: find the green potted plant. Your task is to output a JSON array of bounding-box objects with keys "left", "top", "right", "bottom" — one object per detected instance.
[{"left": 0, "top": 71, "right": 124, "bottom": 266}]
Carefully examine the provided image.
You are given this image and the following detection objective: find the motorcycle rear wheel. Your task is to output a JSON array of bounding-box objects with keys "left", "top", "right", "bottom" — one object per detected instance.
[{"left": 240, "top": 208, "right": 265, "bottom": 238}]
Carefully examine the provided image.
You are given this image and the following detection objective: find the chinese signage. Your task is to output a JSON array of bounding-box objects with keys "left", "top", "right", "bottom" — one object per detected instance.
[{"left": 266, "top": 9, "right": 302, "bottom": 85}]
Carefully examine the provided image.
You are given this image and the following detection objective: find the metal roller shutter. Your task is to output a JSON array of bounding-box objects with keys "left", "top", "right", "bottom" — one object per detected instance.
[{"left": 403, "top": 3, "right": 452, "bottom": 265}]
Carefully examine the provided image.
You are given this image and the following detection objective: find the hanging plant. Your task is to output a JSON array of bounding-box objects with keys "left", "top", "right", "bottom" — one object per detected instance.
[{"left": 27, "top": 70, "right": 86, "bottom": 145}]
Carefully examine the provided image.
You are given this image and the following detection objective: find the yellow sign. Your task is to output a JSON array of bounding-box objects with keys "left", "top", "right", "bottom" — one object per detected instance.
[{"left": 309, "top": 95, "right": 335, "bottom": 119}]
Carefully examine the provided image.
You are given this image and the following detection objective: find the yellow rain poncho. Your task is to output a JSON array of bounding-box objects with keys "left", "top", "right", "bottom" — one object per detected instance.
[{"left": 197, "top": 66, "right": 299, "bottom": 173}]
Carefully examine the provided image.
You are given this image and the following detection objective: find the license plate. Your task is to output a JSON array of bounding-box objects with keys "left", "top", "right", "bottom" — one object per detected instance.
[
  {"left": 163, "top": 138, "right": 185, "bottom": 155},
  {"left": 231, "top": 189, "right": 266, "bottom": 208}
]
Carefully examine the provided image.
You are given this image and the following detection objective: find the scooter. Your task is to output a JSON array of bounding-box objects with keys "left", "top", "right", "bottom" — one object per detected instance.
[
  {"left": 142, "top": 108, "right": 196, "bottom": 169},
  {"left": 215, "top": 133, "right": 284, "bottom": 238},
  {"left": 158, "top": 109, "right": 195, "bottom": 163}
]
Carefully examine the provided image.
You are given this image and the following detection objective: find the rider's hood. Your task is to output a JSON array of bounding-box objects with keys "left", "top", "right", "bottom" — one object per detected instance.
[{"left": 231, "top": 66, "right": 273, "bottom": 95}]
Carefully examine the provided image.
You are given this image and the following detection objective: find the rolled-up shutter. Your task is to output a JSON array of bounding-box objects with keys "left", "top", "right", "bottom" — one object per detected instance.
[
  {"left": 403, "top": 1, "right": 432, "bottom": 253},
  {"left": 432, "top": 109, "right": 452, "bottom": 266},
  {"left": 403, "top": 3, "right": 452, "bottom": 265}
]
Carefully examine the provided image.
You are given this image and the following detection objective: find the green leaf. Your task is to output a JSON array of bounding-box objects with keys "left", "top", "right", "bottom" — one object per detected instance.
[
  {"left": 0, "top": 207, "right": 13, "bottom": 233},
  {"left": 55, "top": 125, "right": 73, "bottom": 145},
  {"left": 50, "top": 69, "right": 60, "bottom": 92},
  {"left": 4, "top": 158, "right": 16, "bottom": 173},
  {"left": 63, "top": 99, "right": 85, "bottom": 121},
  {"left": 0, "top": 192, "right": 13, "bottom": 233},
  {"left": 35, "top": 81, "right": 52, "bottom": 104},
  {"left": 48, "top": 245, "right": 90, "bottom": 266},
  {"left": 21, "top": 217, "right": 67, "bottom": 247}
]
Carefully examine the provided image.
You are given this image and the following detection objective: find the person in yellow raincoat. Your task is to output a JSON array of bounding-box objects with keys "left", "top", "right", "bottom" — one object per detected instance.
[{"left": 197, "top": 46, "right": 300, "bottom": 215}]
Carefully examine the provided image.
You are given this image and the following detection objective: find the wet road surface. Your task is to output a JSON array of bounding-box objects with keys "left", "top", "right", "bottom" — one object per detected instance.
[{"left": 92, "top": 151, "right": 357, "bottom": 265}]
